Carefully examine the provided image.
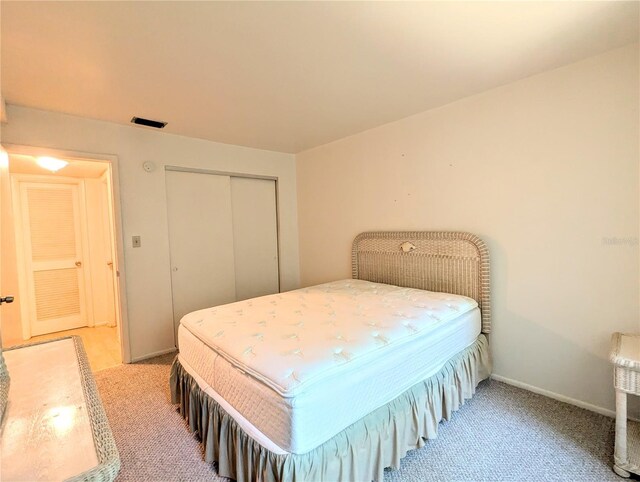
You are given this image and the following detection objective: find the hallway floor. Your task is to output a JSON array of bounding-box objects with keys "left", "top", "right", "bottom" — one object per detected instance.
[{"left": 5, "top": 325, "right": 121, "bottom": 372}]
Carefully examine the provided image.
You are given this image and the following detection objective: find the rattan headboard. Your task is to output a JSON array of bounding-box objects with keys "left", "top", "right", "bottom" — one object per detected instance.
[{"left": 352, "top": 231, "right": 491, "bottom": 333}]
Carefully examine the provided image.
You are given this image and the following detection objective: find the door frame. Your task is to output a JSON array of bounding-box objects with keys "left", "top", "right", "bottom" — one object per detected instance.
[
  {"left": 12, "top": 175, "right": 94, "bottom": 337},
  {"left": 2, "top": 144, "right": 131, "bottom": 363}
]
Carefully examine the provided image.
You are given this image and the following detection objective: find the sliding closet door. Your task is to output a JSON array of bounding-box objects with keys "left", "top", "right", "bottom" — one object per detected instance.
[
  {"left": 166, "top": 171, "right": 236, "bottom": 344},
  {"left": 230, "top": 177, "right": 279, "bottom": 301}
]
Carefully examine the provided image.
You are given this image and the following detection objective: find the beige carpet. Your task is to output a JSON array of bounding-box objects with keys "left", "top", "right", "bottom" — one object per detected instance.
[{"left": 95, "top": 353, "right": 623, "bottom": 481}]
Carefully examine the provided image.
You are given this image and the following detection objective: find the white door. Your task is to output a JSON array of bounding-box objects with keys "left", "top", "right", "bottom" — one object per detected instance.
[
  {"left": 231, "top": 177, "right": 279, "bottom": 300},
  {"left": 100, "top": 178, "right": 117, "bottom": 327},
  {"left": 0, "top": 150, "right": 10, "bottom": 339},
  {"left": 166, "top": 171, "right": 237, "bottom": 345},
  {"left": 18, "top": 182, "right": 88, "bottom": 336}
]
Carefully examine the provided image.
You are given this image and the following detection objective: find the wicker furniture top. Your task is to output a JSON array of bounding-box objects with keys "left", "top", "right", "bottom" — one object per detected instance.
[
  {"left": 0, "top": 342, "right": 9, "bottom": 422},
  {"left": 610, "top": 332, "right": 640, "bottom": 478},
  {"left": 352, "top": 231, "right": 491, "bottom": 333},
  {"left": 611, "top": 333, "right": 640, "bottom": 373},
  {"left": 611, "top": 332, "right": 640, "bottom": 397},
  {"left": 1, "top": 336, "right": 120, "bottom": 482}
]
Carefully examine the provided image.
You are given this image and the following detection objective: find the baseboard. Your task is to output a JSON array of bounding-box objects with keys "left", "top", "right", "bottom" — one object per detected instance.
[
  {"left": 131, "top": 347, "right": 177, "bottom": 363},
  {"left": 92, "top": 321, "right": 117, "bottom": 328},
  {"left": 490, "top": 373, "right": 615, "bottom": 419}
]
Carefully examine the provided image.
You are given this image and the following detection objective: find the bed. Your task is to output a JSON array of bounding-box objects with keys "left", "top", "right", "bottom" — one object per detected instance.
[{"left": 170, "top": 231, "right": 492, "bottom": 481}]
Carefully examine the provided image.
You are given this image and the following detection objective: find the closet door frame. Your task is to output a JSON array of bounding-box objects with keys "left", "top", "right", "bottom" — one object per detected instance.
[{"left": 164, "top": 165, "right": 282, "bottom": 294}]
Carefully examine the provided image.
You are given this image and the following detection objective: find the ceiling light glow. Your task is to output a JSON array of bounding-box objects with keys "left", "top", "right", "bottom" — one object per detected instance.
[
  {"left": 0, "top": 148, "right": 8, "bottom": 168},
  {"left": 36, "top": 156, "right": 68, "bottom": 172}
]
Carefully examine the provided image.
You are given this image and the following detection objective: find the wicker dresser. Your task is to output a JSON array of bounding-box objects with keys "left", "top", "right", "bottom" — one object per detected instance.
[
  {"left": 610, "top": 333, "right": 640, "bottom": 478},
  {"left": 0, "top": 336, "right": 120, "bottom": 481}
]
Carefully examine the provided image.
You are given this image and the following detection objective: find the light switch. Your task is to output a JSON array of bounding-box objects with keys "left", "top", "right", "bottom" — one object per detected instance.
[{"left": 132, "top": 236, "right": 141, "bottom": 248}]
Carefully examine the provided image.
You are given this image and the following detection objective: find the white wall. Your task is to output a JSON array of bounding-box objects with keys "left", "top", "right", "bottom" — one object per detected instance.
[
  {"left": 0, "top": 107, "right": 300, "bottom": 361},
  {"left": 296, "top": 44, "right": 639, "bottom": 414}
]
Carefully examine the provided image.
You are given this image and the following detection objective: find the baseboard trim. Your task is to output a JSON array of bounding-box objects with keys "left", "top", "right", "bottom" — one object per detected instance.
[
  {"left": 131, "top": 347, "right": 177, "bottom": 363},
  {"left": 490, "top": 374, "right": 615, "bottom": 419}
]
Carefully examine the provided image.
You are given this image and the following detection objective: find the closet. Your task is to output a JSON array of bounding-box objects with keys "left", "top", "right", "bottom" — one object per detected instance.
[{"left": 165, "top": 168, "right": 279, "bottom": 345}]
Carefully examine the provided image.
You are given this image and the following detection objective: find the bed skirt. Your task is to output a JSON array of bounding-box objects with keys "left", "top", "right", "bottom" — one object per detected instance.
[{"left": 170, "top": 334, "right": 491, "bottom": 482}]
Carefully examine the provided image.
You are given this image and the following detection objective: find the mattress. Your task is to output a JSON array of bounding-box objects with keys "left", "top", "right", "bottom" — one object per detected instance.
[{"left": 178, "top": 279, "right": 481, "bottom": 454}]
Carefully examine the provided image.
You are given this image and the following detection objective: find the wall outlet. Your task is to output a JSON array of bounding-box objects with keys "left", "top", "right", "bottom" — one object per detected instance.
[{"left": 132, "top": 236, "right": 141, "bottom": 248}]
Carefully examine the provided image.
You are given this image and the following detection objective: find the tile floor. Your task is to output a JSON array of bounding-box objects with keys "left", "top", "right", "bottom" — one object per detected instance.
[{"left": 5, "top": 325, "right": 122, "bottom": 372}]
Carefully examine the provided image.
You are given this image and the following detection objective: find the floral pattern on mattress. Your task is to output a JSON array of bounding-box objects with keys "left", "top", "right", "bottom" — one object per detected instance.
[{"left": 180, "top": 279, "right": 478, "bottom": 396}]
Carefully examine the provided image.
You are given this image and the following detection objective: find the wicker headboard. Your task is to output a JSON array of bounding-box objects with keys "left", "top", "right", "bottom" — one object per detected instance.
[{"left": 352, "top": 231, "right": 491, "bottom": 333}]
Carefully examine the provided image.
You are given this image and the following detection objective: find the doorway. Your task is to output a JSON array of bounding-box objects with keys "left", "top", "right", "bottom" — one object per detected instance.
[{"left": 0, "top": 149, "right": 125, "bottom": 371}]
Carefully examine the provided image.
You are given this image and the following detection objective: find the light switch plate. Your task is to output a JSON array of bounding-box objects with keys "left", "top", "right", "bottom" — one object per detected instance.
[{"left": 132, "top": 236, "right": 141, "bottom": 248}]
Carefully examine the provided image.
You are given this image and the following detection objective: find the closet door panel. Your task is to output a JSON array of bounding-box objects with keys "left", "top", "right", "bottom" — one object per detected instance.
[
  {"left": 230, "top": 177, "right": 279, "bottom": 301},
  {"left": 166, "top": 171, "right": 236, "bottom": 344}
]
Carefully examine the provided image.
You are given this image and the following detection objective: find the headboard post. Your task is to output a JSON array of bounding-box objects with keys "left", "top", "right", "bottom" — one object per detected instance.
[{"left": 352, "top": 231, "right": 491, "bottom": 333}]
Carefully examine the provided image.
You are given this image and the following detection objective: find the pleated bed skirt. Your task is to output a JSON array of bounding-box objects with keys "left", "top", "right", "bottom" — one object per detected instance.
[{"left": 170, "top": 334, "right": 492, "bottom": 482}]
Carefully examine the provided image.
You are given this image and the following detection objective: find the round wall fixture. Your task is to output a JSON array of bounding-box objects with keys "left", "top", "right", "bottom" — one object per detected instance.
[{"left": 142, "top": 161, "right": 156, "bottom": 172}]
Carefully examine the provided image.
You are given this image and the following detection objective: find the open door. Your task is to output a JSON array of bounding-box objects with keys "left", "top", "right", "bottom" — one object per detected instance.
[
  {"left": 0, "top": 147, "right": 16, "bottom": 320},
  {"left": 100, "top": 175, "right": 117, "bottom": 328},
  {"left": 0, "top": 147, "right": 11, "bottom": 418}
]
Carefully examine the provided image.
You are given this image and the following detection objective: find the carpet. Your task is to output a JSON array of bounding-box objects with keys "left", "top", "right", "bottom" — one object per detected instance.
[{"left": 94, "top": 353, "right": 622, "bottom": 481}]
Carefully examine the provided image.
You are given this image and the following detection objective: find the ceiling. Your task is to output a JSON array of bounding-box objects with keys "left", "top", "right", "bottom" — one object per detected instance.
[
  {"left": 1, "top": 1, "right": 638, "bottom": 153},
  {"left": 9, "top": 154, "right": 108, "bottom": 179}
]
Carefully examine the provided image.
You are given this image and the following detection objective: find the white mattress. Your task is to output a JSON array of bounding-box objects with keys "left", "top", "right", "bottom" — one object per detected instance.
[{"left": 178, "top": 279, "right": 481, "bottom": 454}]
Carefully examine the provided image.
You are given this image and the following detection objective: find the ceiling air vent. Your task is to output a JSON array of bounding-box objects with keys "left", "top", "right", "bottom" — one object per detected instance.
[{"left": 131, "top": 116, "right": 167, "bottom": 129}]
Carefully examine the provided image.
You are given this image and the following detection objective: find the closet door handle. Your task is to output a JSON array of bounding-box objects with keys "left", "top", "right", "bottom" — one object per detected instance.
[{"left": 75, "top": 261, "right": 82, "bottom": 267}]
